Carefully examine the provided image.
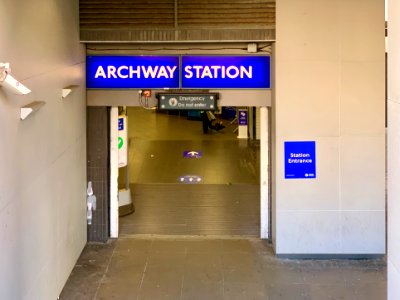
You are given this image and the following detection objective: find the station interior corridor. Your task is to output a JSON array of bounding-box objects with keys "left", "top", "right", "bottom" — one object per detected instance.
[
  {"left": 119, "top": 107, "right": 260, "bottom": 237},
  {"left": 60, "top": 108, "right": 386, "bottom": 300}
]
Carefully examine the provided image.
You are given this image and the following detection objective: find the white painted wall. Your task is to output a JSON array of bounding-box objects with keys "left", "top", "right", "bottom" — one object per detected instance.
[
  {"left": 0, "top": 1, "right": 86, "bottom": 299},
  {"left": 387, "top": 0, "right": 400, "bottom": 298},
  {"left": 275, "top": 0, "right": 385, "bottom": 255}
]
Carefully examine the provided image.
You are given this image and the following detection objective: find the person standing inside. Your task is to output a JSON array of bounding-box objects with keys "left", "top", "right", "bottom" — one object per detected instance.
[{"left": 200, "top": 111, "right": 225, "bottom": 134}]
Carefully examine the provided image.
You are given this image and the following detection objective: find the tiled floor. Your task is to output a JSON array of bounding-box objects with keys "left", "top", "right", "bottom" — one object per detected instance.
[{"left": 60, "top": 236, "right": 386, "bottom": 300}]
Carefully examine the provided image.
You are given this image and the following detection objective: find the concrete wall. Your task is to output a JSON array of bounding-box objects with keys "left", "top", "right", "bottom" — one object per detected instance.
[
  {"left": 275, "top": 0, "right": 385, "bottom": 255},
  {"left": 0, "top": 1, "right": 86, "bottom": 299},
  {"left": 388, "top": 0, "right": 400, "bottom": 298}
]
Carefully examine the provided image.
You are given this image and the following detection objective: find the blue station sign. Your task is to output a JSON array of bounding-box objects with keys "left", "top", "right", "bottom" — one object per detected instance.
[
  {"left": 284, "top": 141, "right": 316, "bottom": 179},
  {"left": 181, "top": 56, "right": 270, "bottom": 89},
  {"left": 86, "top": 55, "right": 270, "bottom": 89},
  {"left": 86, "top": 56, "right": 180, "bottom": 89}
]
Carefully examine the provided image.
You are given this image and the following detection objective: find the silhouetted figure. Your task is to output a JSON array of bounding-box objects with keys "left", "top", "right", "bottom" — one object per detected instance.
[{"left": 201, "top": 111, "right": 225, "bottom": 134}]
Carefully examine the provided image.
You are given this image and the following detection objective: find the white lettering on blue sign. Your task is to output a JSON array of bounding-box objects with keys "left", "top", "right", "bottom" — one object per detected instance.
[
  {"left": 86, "top": 56, "right": 270, "bottom": 89},
  {"left": 288, "top": 153, "right": 312, "bottom": 163},
  {"left": 284, "top": 141, "right": 316, "bottom": 179},
  {"left": 288, "top": 158, "right": 313, "bottom": 163},
  {"left": 94, "top": 65, "right": 252, "bottom": 80},
  {"left": 184, "top": 65, "right": 252, "bottom": 79},
  {"left": 94, "top": 65, "right": 178, "bottom": 79}
]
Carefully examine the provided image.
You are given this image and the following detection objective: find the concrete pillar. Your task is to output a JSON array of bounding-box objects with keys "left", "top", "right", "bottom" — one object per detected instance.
[
  {"left": 387, "top": 0, "right": 400, "bottom": 298},
  {"left": 110, "top": 107, "right": 119, "bottom": 238},
  {"left": 275, "top": 0, "right": 385, "bottom": 256},
  {"left": 260, "top": 107, "right": 270, "bottom": 239}
]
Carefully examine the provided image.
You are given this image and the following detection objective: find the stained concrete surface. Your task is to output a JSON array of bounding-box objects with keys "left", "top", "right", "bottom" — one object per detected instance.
[{"left": 60, "top": 236, "right": 386, "bottom": 300}]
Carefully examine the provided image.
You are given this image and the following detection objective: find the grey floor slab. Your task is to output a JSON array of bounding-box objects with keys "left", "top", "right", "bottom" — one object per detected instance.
[{"left": 60, "top": 236, "right": 386, "bottom": 300}]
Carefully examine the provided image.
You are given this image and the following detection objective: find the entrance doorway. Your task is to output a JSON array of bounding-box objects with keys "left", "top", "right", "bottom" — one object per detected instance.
[{"left": 118, "top": 107, "right": 261, "bottom": 236}]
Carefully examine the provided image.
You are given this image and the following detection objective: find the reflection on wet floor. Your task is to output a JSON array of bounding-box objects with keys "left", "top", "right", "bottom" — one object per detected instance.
[
  {"left": 128, "top": 139, "right": 259, "bottom": 184},
  {"left": 119, "top": 107, "right": 260, "bottom": 236}
]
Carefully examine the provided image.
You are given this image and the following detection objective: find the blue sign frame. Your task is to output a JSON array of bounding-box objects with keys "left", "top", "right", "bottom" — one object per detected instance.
[
  {"left": 86, "top": 56, "right": 180, "bottom": 89},
  {"left": 86, "top": 55, "right": 270, "bottom": 89},
  {"left": 284, "top": 141, "right": 316, "bottom": 179}
]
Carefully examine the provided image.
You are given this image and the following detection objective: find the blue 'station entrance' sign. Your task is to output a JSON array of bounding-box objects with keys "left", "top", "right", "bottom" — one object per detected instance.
[
  {"left": 284, "top": 141, "right": 316, "bottom": 179},
  {"left": 86, "top": 55, "right": 270, "bottom": 89},
  {"left": 86, "top": 56, "right": 180, "bottom": 89}
]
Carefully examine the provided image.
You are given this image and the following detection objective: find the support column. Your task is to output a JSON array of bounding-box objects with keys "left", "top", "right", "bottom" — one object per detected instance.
[
  {"left": 260, "top": 106, "right": 269, "bottom": 239},
  {"left": 110, "top": 107, "right": 119, "bottom": 238}
]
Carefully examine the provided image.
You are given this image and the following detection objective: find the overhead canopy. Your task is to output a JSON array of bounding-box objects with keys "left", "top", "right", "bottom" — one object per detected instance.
[{"left": 80, "top": 0, "right": 276, "bottom": 42}]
